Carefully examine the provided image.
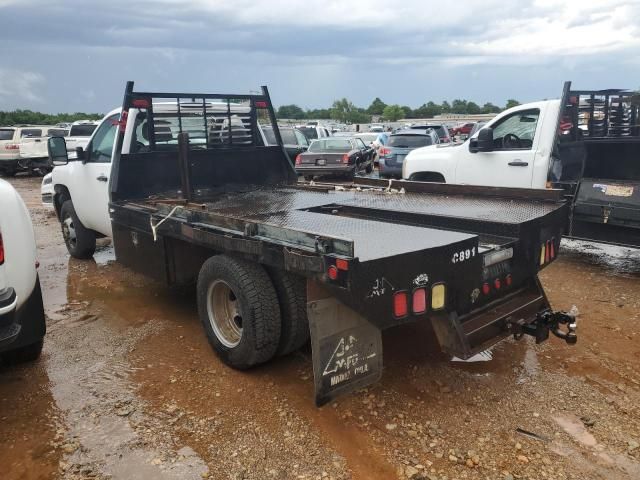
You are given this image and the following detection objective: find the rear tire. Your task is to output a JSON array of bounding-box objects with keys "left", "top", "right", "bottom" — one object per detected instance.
[
  {"left": 60, "top": 200, "right": 96, "bottom": 259},
  {"left": 365, "top": 162, "right": 373, "bottom": 174},
  {"left": 2, "top": 339, "right": 43, "bottom": 365},
  {"left": 267, "top": 268, "right": 309, "bottom": 356},
  {"left": 304, "top": 175, "right": 314, "bottom": 182},
  {"left": 197, "top": 256, "right": 281, "bottom": 369}
]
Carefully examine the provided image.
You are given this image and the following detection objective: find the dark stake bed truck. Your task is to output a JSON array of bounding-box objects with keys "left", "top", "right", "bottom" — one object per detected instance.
[{"left": 48, "top": 82, "right": 577, "bottom": 405}]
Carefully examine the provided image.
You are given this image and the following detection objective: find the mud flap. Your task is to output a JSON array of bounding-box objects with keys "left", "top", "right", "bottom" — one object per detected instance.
[{"left": 307, "top": 282, "right": 383, "bottom": 406}]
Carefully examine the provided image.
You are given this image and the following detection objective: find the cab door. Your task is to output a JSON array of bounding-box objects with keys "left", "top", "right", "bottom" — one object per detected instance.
[
  {"left": 69, "top": 114, "right": 119, "bottom": 236},
  {"left": 454, "top": 108, "right": 541, "bottom": 188}
]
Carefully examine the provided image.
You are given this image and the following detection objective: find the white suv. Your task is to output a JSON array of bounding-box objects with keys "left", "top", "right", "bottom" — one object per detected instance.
[{"left": 0, "top": 179, "right": 46, "bottom": 363}]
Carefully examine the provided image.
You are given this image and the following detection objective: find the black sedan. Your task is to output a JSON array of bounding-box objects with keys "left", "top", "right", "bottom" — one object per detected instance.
[
  {"left": 262, "top": 126, "right": 310, "bottom": 165},
  {"left": 295, "top": 137, "right": 373, "bottom": 180}
]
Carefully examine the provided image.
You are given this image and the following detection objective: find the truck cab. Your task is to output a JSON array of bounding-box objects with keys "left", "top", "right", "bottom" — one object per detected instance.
[{"left": 403, "top": 100, "right": 560, "bottom": 189}]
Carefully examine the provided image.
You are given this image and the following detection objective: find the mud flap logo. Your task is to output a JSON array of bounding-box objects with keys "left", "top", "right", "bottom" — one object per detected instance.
[{"left": 323, "top": 335, "right": 375, "bottom": 387}]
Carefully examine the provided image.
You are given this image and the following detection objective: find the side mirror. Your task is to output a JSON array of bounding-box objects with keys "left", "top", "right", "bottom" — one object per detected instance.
[
  {"left": 470, "top": 127, "right": 494, "bottom": 153},
  {"left": 47, "top": 137, "right": 69, "bottom": 166},
  {"left": 76, "top": 146, "right": 86, "bottom": 163}
]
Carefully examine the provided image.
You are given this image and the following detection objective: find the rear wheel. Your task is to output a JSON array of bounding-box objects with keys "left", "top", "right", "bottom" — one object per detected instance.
[
  {"left": 365, "top": 162, "right": 373, "bottom": 174},
  {"left": 267, "top": 268, "right": 309, "bottom": 356},
  {"left": 2, "top": 339, "right": 43, "bottom": 365},
  {"left": 304, "top": 175, "right": 314, "bottom": 182},
  {"left": 60, "top": 200, "right": 96, "bottom": 259},
  {"left": 197, "top": 255, "right": 281, "bottom": 369}
]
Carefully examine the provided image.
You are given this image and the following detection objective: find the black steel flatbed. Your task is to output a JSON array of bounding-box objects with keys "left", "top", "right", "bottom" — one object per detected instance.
[{"left": 117, "top": 182, "right": 561, "bottom": 263}]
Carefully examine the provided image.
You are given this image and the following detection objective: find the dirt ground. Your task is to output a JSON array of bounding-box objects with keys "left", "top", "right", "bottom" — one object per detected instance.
[{"left": 2, "top": 175, "right": 640, "bottom": 480}]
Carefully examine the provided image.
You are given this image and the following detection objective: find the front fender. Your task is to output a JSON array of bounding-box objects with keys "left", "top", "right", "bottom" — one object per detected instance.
[{"left": 403, "top": 144, "right": 460, "bottom": 181}]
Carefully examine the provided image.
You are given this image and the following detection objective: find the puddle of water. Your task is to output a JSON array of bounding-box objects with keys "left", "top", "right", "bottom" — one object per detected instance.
[
  {"left": 554, "top": 414, "right": 597, "bottom": 447},
  {"left": 561, "top": 239, "right": 640, "bottom": 276}
]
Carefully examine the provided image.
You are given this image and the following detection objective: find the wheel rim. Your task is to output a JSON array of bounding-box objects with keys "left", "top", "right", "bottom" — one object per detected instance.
[
  {"left": 62, "top": 213, "right": 77, "bottom": 247},
  {"left": 207, "top": 280, "right": 242, "bottom": 348}
]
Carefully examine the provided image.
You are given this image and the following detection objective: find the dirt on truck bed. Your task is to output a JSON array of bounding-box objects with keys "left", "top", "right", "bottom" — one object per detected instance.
[{"left": 2, "top": 175, "right": 640, "bottom": 480}]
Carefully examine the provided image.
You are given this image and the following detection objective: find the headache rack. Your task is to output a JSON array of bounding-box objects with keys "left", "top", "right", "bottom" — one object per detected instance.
[
  {"left": 559, "top": 81, "right": 640, "bottom": 142},
  {"left": 111, "top": 81, "right": 297, "bottom": 202}
]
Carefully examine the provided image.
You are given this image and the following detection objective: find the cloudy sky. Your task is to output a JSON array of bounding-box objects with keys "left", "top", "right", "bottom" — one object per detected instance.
[{"left": 1, "top": 0, "right": 639, "bottom": 113}]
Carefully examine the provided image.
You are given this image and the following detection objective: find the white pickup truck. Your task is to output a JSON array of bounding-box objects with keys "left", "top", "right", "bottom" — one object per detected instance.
[
  {"left": 403, "top": 99, "right": 559, "bottom": 188},
  {"left": 0, "top": 179, "right": 46, "bottom": 363},
  {"left": 404, "top": 81, "right": 640, "bottom": 248}
]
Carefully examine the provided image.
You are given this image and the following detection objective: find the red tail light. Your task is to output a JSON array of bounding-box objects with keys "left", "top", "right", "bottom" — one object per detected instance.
[
  {"left": 393, "top": 291, "right": 408, "bottom": 318},
  {"left": 505, "top": 274, "right": 512, "bottom": 287},
  {"left": 482, "top": 283, "right": 490, "bottom": 295},
  {"left": 0, "top": 233, "right": 4, "bottom": 265},
  {"left": 255, "top": 101, "right": 268, "bottom": 108},
  {"left": 545, "top": 241, "right": 550, "bottom": 264},
  {"left": 379, "top": 147, "right": 391, "bottom": 156},
  {"left": 295, "top": 154, "right": 302, "bottom": 165},
  {"left": 132, "top": 98, "right": 150, "bottom": 108},
  {"left": 335, "top": 258, "right": 349, "bottom": 271},
  {"left": 412, "top": 288, "right": 427, "bottom": 314},
  {"left": 494, "top": 278, "right": 501, "bottom": 290},
  {"left": 342, "top": 154, "right": 350, "bottom": 164},
  {"left": 327, "top": 265, "right": 339, "bottom": 280},
  {"left": 550, "top": 239, "right": 555, "bottom": 259}
]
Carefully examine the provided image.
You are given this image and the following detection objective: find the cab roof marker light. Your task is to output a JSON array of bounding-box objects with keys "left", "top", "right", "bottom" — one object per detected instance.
[
  {"left": 431, "top": 283, "right": 446, "bottom": 311},
  {"left": 539, "top": 244, "right": 546, "bottom": 266},
  {"left": 393, "top": 291, "right": 408, "bottom": 318}
]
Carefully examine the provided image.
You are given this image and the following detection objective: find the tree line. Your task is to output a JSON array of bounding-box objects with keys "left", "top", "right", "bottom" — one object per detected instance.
[
  {"left": 0, "top": 109, "right": 103, "bottom": 126},
  {"left": 277, "top": 97, "right": 521, "bottom": 123}
]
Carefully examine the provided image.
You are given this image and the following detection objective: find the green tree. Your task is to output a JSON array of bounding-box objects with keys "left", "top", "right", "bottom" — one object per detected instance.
[
  {"left": 306, "top": 108, "right": 331, "bottom": 119},
  {"left": 441, "top": 101, "right": 451, "bottom": 113},
  {"left": 366, "top": 97, "right": 387, "bottom": 115},
  {"left": 414, "top": 101, "right": 442, "bottom": 118},
  {"left": 505, "top": 99, "right": 520, "bottom": 109},
  {"left": 451, "top": 99, "right": 468, "bottom": 114},
  {"left": 0, "top": 109, "right": 103, "bottom": 125},
  {"left": 330, "top": 98, "right": 356, "bottom": 123},
  {"left": 277, "top": 104, "right": 306, "bottom": 119},
  {"left": 382, "top": 104, "right": 404, "bottom": 122},
  {"left": 400, "top": 105, "right": 413, "bottom": 118},
  {"left": 481, "top": 102, "right": 501, "bottom": 114},
  {"left": 466, "top": 101, "right": 481, "bottom": 114}
]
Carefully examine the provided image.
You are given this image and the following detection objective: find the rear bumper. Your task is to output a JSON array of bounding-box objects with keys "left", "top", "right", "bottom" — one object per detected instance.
[
  {"left": 0, "top": 279, "right": 46, "bottom": 353},
  {"left": 379, "top": 161, "right": 402, "bottom": 177},
  {"left": 296, "top": 165, "right": 355, "bottom": 176}
]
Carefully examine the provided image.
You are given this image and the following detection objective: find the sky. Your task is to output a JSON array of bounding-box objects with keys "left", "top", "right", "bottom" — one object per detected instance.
[{"left": 0, "top": 0, "right": 639, "bottom": 114}]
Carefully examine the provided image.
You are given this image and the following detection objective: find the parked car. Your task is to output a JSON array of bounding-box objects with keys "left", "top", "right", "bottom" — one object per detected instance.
[
  {"left": 41, "top": 172, "right": 54, "bottom": 209},
  {"left": 263, "top": 126, "right": 310, "bottom": 165},
  {"left": 0, "top": 179, "right": 46, "bottom": 364},
  {"left": 65, "top": 120, "right": 99, "bottom": 158},
  {"left": 451, "top": 122, "right": 476, "bottom": 138},
  {"left": 352, "top": 132, "right": 384, "bottom": 161},
  {"left": 369, "top": 124, "right": 384, "bottom": 132},
  {"left": 298, "top": 125, "right": 331, "bottom": 141},
  {"left": 1, "top": 126, "right": 48, "bottom": 176},
  {"left": 378, "top": 129, "right": 439, "bottom": 179},
  {"left": 19, "top": 126, "right": 69, "bottom": 175},
  {"left": 409, "top": 124, "right": 453, "bottom": 143},
  {"left": 295, "top": 137, "right": 373, "bottom": 180}
]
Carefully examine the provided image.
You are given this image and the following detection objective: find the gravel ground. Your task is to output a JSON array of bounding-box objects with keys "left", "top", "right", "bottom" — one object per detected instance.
[{"left": 1, "top": 175, "right": 639, "bottom": 480}]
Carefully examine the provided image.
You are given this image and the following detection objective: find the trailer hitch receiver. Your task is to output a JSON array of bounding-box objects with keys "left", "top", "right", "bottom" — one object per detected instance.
[{"left": 510, "top": 310, "right": 577, "bottom": 345}]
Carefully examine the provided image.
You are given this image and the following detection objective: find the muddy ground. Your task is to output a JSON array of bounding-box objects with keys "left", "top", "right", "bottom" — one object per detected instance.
[{"left": 2, "top": 175, "right": 640, "bottom": 480}]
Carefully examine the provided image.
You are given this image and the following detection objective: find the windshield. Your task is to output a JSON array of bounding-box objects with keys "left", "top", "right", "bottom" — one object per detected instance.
[
  {"left": 411, "top": 125, "right": 446, "bottom": 137},
  {"left": 47, "top": 128, "right": 68, "bottom": 137},
  {"left": 388, "top": 135, "right": 433, "bottom": 148},
  {"left": 0, "top": 129, "right": 14, "bottom": 141},
  {"left": 263, "top": 128, "right": 298, "bottom": 145},
  {"left": 353, "top": 133, "right": 378, "bottom": 143},
  {"left": 298, "top": 126, "right": 318, "bottom": 140},
  {"left": 69, "top": 124, "right": 97, "bottom": 137},
  {"left": 308, "top": 139, "right": 352, "bottom": 152},
  {"left": 21, "top": 129, "right": 42, "bottom": 137}
]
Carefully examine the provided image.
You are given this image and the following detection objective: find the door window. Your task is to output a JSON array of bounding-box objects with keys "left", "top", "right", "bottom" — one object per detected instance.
[
  {"left": 294, "top": 130, "right": 309, "bottom": 146},
  {"left": 491, "top": 109, "right": 540, "bottom": 150},
  {"left": 88, "top": 114, "right": 119, "bottom": 163}
]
